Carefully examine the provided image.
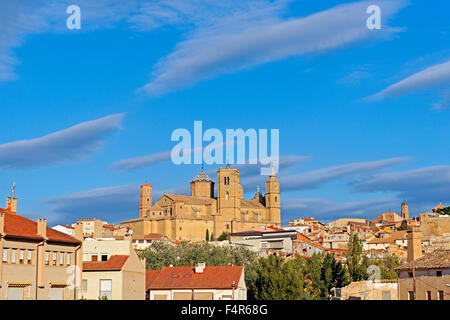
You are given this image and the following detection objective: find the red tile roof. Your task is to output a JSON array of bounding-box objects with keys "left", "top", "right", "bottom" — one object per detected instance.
[
  {"left": 83, "top": 255, "right": 129, "bottom": 271},
  {"left": 148, "top": 266, "right": 244, "bottom": 290},
  {"left": 146, "top": 270, "right": 161, "bottom": 291},
  {"left": 0, "top": 210, "right": 80, "bottom": 244}
]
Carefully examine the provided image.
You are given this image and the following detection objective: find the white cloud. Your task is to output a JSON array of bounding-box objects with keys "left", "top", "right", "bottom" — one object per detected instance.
[
  {"left": 0, "top": 113, "right": 124, "bottom": 169},
  {"left": 141, "top": 0, "right": 407, "bottom": 94},
  {"left": 367, "top": 60, "right": 450, "bottom": 106},
  {"left": 351, "top": 165, "right": 450, "bottom": 201},
  {"left": 282, "top": 197, "right": 399, "bottom": 222}
]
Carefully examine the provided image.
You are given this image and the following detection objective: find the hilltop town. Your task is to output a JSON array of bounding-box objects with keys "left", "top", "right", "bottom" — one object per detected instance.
[{"left": 0, "top": 166, "right": 449, "bottom": 300}]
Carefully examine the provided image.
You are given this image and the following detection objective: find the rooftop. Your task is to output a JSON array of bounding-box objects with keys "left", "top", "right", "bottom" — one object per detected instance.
[
  {"left": 147, "top": 265, "right": 244, "bottom": 290},
  {"left": 397, "top": 250, "right": 450, "bottom": 271},
  {"left": 1, "top": 209, "right": 80, "bottom": 244},
  {"left": 83, "top": 255, "right": 129, "bottom": 271}
]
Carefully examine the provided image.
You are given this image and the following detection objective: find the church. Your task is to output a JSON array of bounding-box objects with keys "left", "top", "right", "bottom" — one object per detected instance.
[{"left": 121, "top": 166, "right": 281, "bottom": 241}]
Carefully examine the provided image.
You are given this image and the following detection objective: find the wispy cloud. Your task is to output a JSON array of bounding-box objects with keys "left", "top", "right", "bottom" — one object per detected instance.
[
  {"left": 351, "top": 165, "right": 450, "bottom": 201},
  {"left": 282, "top": 197, "right": 399, "bottom": 223},
  {"left": 366, "top": 60, "right": 450, "bottom": 108},
  {"left": 109, "top": 151, "right": 172, "bottom": 171},
  {"left": 42, "top": 182, "right": 188, "bottom": 225},
  {"left": 141, "top": 0, "right": 407, "bottom": 94},
  {"left": 0, "top": 114, "right": 124, "bottom": 170},
  {"left": 42, "top": 185, "right": 139, "bottom": 225}
]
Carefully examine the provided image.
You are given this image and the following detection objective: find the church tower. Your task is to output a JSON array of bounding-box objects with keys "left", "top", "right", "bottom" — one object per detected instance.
[
  {"left": 217, "top": 166, "right": 240, "bottom": 220},
  {"left": 401, "top": 200, "right": 409, "bottom": 221},
  {"left": 265, "top": 169, "right": 280, "bottom": 225},
  {"left": 139, "top": 184, "right": 152, "bottom": 218},
  {"left": 190, "top": 167, "right": 214, "bottom": 199}
]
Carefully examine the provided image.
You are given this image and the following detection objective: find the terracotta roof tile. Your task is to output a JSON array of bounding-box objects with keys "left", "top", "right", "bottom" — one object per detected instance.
[
  {"left": 148, "top": 266, "right": 244, "bottom": 290},
  {"left": 83, "top": 255, "right": 129, "bottom": 271},
  {"left": 0, "top": 210, "right": 80, "bottom": 244},
  {"left": 146, "top": 270, "right": 161, "bottom": 291},
  {"left": 397, "top": 250, "right": 450, "bottom": 271}
]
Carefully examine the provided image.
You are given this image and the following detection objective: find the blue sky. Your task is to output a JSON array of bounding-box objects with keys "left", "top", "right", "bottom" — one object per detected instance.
[{"left": 0, "top": 0, "right": 449, "bottom": 225}]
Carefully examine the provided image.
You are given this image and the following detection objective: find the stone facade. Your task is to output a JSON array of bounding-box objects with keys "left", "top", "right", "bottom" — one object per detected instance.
[{"left": 122, "top": 167, "right": 281, "bottom": 241}]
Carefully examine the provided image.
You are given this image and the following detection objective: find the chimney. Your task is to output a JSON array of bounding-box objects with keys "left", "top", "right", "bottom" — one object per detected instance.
[
  {"left": 5, "top": 197, "right": 17, "bottom": 213},
  {"left": 195, "top": 262, "right": 206, "bottom": 274},
  {"left": 0, "top": 212, "right": 5, "bottom": 234},
  {"left": 74, "top": 222, "right": 84, "bottom": 241},
  {"left": 407, "top": 225, "right": 422, "bottom": 262},
  {"left": 37, "top": 218, "right": 47, "bottom": 238}
]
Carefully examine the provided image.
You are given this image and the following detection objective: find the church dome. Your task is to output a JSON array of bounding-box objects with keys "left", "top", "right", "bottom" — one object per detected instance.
[{"left": 193, "top": 167, "right": 212, "bottom": 182}]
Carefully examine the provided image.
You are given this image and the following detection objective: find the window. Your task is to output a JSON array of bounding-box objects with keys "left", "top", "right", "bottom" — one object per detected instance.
[
  {"left": 60, "top": 252, "right": 64, "bottom": 265},
  {"left": 66, "top": 253, "right": 71, "bottom": 265},
  {"left": 408, "top": 291, "right": 415, "bottom": 300},
  {"left": 81, "top": 279, "right": 87, "bottom": 291},
  {"left": 52, "top": 252, "right": 57, "bottom": 265},
  {"left": 2, "top": 248, "right": 8, "bottom": 263},
  {"left": 225, "top": 191, "right": 229, "bottom": 200},
  {"left": 11, "top": 249, "right": 16, "bottom": 264},
  {"left": 91, "top": 255, "right": 98, "bottom": 262},
  {"left": 45, "top": 252, "right": 49, "bottom": 265},
  {"left": 438, "top": 291, "right": 444, "bottom": 300},
  {"left": 101, "top": 255, "right": 108, "bottom": 262},
  {"left": 27, "top": 251, "right": 32, "bottom": 264},
  {"left": 427, "top": 291, "right": 432, "bottom": 300},
  {"left": 100, "top": 280, "right": 112, "bottom": 300},
  {"left": 436, "top": 270, "right": 442, "bottom": 277},
  {"left": 408, "top": 272, "right": 413, "bottom": 278},
  {"left": 19, "top": 250, "right": 24, "bottom": 264}
]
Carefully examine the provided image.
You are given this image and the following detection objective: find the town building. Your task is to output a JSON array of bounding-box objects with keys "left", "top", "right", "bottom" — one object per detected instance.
[
  {"left": 121, "top": 166, "right": 281, "bottom": 241},
  {"left": 146, "top": 263, "right": 246, "bottom": 300},
  {"left": 79, "top": 238, "right": 146, "bottom": 300},
  {"left": 131, "top": 233, "right": 170, "bottom": 250},
  {"left": 0, "top": 194, "right": 82, "bottom": 300},
  {"left": 52, "top": 225, "right": 75, "bottom": 237},
  {"left": 335, "top": 280, "right": 398, "bottom": 300},
  {"left": 73, "top": 219, "right": 108, "bottom": 238},
  {"left": 228, "top": 226, "right": 297, "bottom": 256},
  {"left": 396, "top": 225, "right": 450, "bottom": 300}
]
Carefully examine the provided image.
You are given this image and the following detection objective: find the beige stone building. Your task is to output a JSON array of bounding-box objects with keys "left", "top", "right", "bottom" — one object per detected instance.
[
  {"left": 73, "top": 219, "right": 107, "bottom": 238},
  {"left": 79, "top": 238, "right": 146, "bottom": 300},
  {"left": 396, "top": 225, "right": 450, "bottom": 300},
  {"left": 336, "top": 280, "right": 398, "bottom": 300},
  {"left": 122, "top": 166, "right": 281, "bottom": 241},
  {"left": 146, "top": 263, "right": 246, "bottom": 300},
  {"left": 0, "top": 196, "right": 83, "bottom": 300}
]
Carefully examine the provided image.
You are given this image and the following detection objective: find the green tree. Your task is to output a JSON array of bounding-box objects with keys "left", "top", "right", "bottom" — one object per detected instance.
[
  {"left": 436, "top": 206, "right": 450, "bottom": 215},
  {"left": 346, "top": 233, "right": 368, "bottom": 282},
  {"left": 205, "top": 229, "right": 210, "bottom": 242},
  {"left": 210, "top": 232, "right": 214, "bottom": 241},
  {"left": 248, "top": 254, "right": 311, "bottom": 300},
  {"left": 217, "top": 232, "right": 229, "bottom": 241}
]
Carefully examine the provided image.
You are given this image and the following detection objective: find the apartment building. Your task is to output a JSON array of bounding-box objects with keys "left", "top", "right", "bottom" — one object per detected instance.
[
  {"left": 0, "top": 197, "right": 82, "bottom": 300},
  {"left": 396, "top": 225, "right": 450, "bottom": 300},
  {"left": 79, "top": 238, "right": 146, "bottom": 300}
]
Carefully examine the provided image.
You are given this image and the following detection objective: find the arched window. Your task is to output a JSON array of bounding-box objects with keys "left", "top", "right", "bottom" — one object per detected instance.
[
  {"left": 225, "top": 191, "right": 229, "bottom": 200},
  {"left": 275, "top": 196, "right": 277, "bottom": 203},
  {"left": 227, "top": 177, "right": 230, "bottom": 185}
]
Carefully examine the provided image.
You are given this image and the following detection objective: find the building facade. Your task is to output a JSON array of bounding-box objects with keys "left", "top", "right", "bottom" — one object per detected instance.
[
  {"left": 122, "top": 166, "right": 281, "bottom": 241},
  {"left": 146, "top": 263, "right": 246, "bottom": 300},
  {"left": 79, "top": 238, "right": 146, "bottom": 300},
  {"left": 0, "top": 198, "right": 82, "bottom": 300}
]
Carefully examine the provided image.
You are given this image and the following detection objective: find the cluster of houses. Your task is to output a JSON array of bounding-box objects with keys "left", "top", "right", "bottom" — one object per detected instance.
[{"left": 0, "top": 189, "right": 449, "bottom": 300}]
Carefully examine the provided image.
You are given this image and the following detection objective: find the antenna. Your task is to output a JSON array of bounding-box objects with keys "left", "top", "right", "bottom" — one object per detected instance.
[{"left": 11, "top": 182, "right": 16, "bottom": 199}]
